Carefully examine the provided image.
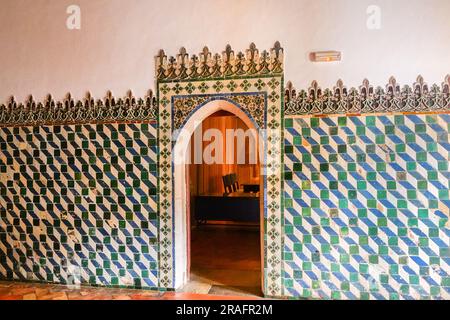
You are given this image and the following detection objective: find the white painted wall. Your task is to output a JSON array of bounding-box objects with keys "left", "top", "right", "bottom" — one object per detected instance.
[{"left": 0, "top": 0, "right": 449, "bottom": 102}]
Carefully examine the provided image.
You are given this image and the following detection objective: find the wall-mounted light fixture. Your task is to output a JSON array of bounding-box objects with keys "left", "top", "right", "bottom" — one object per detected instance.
[{"left": 309, "top": 51, "right": 342, "bottom": 62}]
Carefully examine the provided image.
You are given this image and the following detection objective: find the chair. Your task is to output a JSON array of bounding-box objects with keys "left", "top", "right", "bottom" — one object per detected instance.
[
  {"left": 222, "top": 174, "right": 233, "bottom": 195},
  {"left": 230, "top": 173, "right": 239, "bottom": 192}
]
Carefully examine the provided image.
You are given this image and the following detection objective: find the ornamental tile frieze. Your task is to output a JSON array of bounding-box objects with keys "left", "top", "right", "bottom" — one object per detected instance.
[
  {"left": 0, "top": 90, "right": 158, "bottom": 127},
  {"left": 284, "top": 75, "right": 450, "bottom": 116},
  {"left": 2, "top": 76, "right": 449, "bottom": 127},
  {"left": 155, "top": 42, "right": 284, "bottom": 81}
]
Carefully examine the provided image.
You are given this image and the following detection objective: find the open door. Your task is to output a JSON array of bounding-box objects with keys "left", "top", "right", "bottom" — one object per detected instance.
[{"left": 184, "top": 111, "right": 263, "bottom": 297}]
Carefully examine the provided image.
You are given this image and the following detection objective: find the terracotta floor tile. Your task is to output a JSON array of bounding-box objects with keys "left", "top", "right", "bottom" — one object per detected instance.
[
  {"left": 112, "top": 295, "right": 132, "bottom": 300},
  {"left": 66, "top": 293, "right": 82, "bottom": 299},
  {"left": 23, "top": 293, "right": 37, "bottom": 300},
  {"left": 129, "top": 294, "right": 159, "bottom": 300},
  {"left": 91, "top": 295, "right": 114, "bottom": 300},
  {"left": 0, "top": 289, "right": 13, "bottom": 295},
  {"left": 35, "top": 288, "right": 50, "bottom": 297},
  {"left": 0, "top": 295, "right": 24, "bottom": 300},
  {"left": 0, "top": 280, "right": 265, "bottom": 300},
  {"left": 10, "top": 287, "right": 37, "bottom": 295}
]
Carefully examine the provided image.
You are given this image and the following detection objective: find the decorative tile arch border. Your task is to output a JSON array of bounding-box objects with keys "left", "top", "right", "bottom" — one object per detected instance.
[
  {"left": 172, "top": 93, "right": 266, "bottom": 130},
  {"left": 156, "top": 42, "right": 285, "bottom": 296}
]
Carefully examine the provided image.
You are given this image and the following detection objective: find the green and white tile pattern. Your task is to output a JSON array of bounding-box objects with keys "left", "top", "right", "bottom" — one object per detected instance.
[
  {"left": 283, "top": 114, "right": 450, "bottom": 299},
  {"left": 0, "top": 123, "right": 159, "bottom": 289}
]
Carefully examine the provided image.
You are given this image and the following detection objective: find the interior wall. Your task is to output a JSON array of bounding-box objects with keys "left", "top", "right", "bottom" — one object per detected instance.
[
  {"left": 189, "top": 113, "right": 259, "bottom": 196},
  {"left": 0, "top": 0, "right": 449, "bottom": 299},
  {"left": 1, "top": 0, "right": 449, "bottom": 102}
]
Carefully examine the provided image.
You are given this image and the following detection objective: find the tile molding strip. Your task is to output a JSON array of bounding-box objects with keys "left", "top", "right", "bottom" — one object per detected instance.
[
  {"left": 155, "top": 42, "right": 284, "bottom": 81},
  {"left": 1, "top": 76, "right": 449, "bottom": 127},
  {"left": 0, "top": 90, "right": 158, "bottom": 127},
  {"left": 284, "top": 75, "right": 450, "bottom": 116}
]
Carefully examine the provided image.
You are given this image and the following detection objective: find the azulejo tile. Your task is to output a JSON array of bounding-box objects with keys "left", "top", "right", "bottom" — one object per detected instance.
[
  {"left": 283, "top": 114, "right": 450, "bottom": 300},
  {"left": 157, "top": 75, "right": 284, "bottom": 296},
  {"left": 0, "top": 123, "right": 159, "bottom": 289}
]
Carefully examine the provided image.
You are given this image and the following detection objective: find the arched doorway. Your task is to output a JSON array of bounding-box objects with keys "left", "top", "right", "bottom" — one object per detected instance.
[
  {"left": 172, "top": 100, "right": 264, "bottom": 293},
  {"left": 156, "top": 44, "right": 284, "bottom": 296}
]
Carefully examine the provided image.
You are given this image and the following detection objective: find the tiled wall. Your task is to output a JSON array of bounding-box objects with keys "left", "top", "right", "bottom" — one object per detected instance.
[
  {"left": 0, "top": 123, "right": 159, "bottom": 289},
  {"left": 283, "top": 114, "right": 450, "bottom": 299},
  {"left": 1, "top": 113, "right": 450, "bottom": 299}
]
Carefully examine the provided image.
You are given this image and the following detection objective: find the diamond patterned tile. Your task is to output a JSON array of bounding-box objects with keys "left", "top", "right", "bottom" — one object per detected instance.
[
  {"left": 0, "top": 123, "right": 158, "bottom": 289},
  {"left": 283, "top": 114, "right": 450, "bottom": 300}
]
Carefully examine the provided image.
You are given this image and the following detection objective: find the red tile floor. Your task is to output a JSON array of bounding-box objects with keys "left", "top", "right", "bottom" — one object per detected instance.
[
  {"left": 0, "top": 281, "right": 260, "bottom": 300},
  {"left": 0, "top": 225, "right": 264, "bottom": 300}
]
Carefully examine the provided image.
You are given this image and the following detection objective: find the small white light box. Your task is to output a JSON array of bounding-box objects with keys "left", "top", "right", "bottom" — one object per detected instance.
[{"left": 309, "top": 51, "right": 342, "bottom": 62}]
